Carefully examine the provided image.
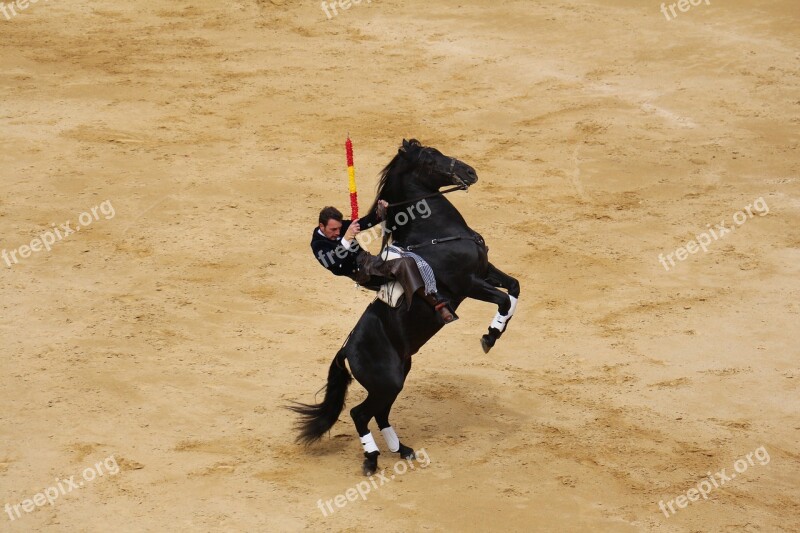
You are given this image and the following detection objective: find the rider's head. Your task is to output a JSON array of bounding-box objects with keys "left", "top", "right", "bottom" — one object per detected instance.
[{"left": 318, "top": 206, "right": 344, "bottom": 240}]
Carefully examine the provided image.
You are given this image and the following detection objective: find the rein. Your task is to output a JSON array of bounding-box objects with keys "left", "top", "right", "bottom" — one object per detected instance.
[
  {"left": 385, "top": 183, "right": 467, "bottom": 208},
  {"left": 385, "top": 154, "right": 470, "bottom": 208},
  {"left": 379, "top": 152, "right": 473, "bottom": 250}
]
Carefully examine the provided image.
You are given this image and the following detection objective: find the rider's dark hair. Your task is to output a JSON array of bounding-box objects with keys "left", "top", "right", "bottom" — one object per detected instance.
[{"left": 319, "top": 206, "right": 343, "bottom": 226}]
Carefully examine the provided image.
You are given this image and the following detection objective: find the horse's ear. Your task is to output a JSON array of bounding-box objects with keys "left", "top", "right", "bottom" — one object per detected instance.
[
  {"left": 400, "top": 138, "right": 423, "bottom": 155},
  {"left": 399, "top": 138, "right": 413, "bottom": 159}
]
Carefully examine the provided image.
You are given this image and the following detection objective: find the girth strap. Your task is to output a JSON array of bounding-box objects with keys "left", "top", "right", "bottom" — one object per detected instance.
[{"left": 403, "top": 233, "right": 484, "bottom": 252}]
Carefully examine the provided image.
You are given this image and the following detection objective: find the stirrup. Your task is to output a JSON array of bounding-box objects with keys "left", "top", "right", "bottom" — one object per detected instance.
[{"left": 434, "top": 301, "right": 459, "bottom": 323}]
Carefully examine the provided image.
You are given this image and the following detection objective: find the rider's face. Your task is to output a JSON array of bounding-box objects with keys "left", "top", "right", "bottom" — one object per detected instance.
[{"left": 320, "top": 219, "right": 343, "bottom": 240}]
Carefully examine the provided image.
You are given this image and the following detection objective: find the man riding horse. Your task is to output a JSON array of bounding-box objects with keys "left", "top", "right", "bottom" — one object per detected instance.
[
  {"left": 311, "top": 202, "right": 458, "bottom": 324},
  {"left": 294, "top": 139, "right": 520, "bottom": 476}
]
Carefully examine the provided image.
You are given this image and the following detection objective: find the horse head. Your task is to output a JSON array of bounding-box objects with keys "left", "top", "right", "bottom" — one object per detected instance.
[{"left": 398, "top": 139, "right": 478, "bottom": 192}]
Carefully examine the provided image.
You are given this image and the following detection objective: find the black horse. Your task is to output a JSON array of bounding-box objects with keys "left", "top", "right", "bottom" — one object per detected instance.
[{"left": 290, "top": 139, "right": 520, "bottom": 475}]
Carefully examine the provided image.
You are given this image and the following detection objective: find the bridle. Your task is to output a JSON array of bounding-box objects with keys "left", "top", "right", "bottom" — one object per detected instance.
[
  {"left": 385, "top": 150, "right": 469, "bottom": 209},
  {"left": 379, "top": 147, "right": 478, "bottom": 252}
]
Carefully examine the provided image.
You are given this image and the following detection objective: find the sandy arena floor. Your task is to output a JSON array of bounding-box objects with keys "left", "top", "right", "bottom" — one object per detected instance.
[{"left": 1, "top": 0, "right": 799, "bottom": 531}]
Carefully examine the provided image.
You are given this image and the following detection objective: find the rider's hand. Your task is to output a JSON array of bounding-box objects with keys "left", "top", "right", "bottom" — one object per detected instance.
[
  {"left": 344, "top": 221, "right": 361, "bottom": 241},
  {"left": 377, "top": 199, "right": 389, "bottom": 220}
]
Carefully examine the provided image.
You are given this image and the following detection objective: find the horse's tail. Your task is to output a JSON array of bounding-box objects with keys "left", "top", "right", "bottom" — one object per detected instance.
[{"left": 288, "top": 349, "right": 352, "bottom": 444}]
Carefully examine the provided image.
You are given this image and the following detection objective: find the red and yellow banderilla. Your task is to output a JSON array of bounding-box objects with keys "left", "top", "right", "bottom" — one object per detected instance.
[{"left": 346, "top": 136, "right": 358, "bottom": 220}]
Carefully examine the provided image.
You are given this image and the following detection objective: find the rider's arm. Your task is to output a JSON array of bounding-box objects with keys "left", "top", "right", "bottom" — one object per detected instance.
[{"left": 356, "top": 201, "right": 386, "bottom": 231}]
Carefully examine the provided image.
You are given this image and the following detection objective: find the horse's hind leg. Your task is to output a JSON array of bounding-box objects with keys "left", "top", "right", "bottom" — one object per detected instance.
[
  {"left": 350, "top": 394, "right": 388, "bottom": 476},
  {"left": 375, "top": 358, "right": 415, "bottom": 460},
  {"left": 348, "top": 336, "right": 409, "bottom": 475},
  {"left": 350, "top": 362, "right": 406, "bottom": 476}
]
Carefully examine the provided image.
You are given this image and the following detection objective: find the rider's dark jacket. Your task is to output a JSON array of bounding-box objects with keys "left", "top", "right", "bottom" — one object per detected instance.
[{"left": 310, "top": 207, "right": 381, "bottom": 280}]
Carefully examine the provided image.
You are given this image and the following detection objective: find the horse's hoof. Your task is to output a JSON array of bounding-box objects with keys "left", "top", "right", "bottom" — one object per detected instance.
[
  {"left": 398, "top": 443, "right": 415, "bottom": 460},
  {"left": 481, "top": 334, "right": 495, "bottom": 353},
  {"left": 362, "top": 451, "right": 380, "bottom": 476},
  {"left": 481, "top": 327, "right": 501, "bottom": 353}
]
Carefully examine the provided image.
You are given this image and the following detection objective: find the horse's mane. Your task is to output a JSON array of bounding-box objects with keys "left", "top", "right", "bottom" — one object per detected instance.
[
  {"left": 376, "top": 156, "right": 397, "bottom": 197},
  {"left": 369, "top": 139, "right": 422, "bottom": 213}
]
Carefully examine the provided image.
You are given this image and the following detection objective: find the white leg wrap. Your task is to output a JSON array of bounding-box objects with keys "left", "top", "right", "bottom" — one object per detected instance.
[
  {"left": 490, "top": 314, "right": 506, "bottom": 331},
  {"left": 360, "top": 432, "right": 379, "bottom": 454},
  {"left": 490, "top": 295, "right": 518, "bottom": 332},
  {"left": 380, "top": 426, "right": 400, "bottom": 453},
  {"left": 507, "top": 295, "right": 518, "bottom": 316}
]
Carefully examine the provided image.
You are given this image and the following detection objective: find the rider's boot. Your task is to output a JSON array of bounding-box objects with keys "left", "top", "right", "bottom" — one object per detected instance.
[{"left": 417, "top": 290, "right": 459, "bottom": 324}]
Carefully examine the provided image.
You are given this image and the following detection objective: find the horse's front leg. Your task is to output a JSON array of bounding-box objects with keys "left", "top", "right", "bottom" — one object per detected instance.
[
  {"left": 484, "top": 262, "right": 520, "bottom": 300},
  {"left": 484, "top": 262, "right": 520, "bottom": 329},
  {"left": 466, "top": 275, "right": 519, "bottom": 353},
  {"left": 473, "top": 263, "right": 520, "bottom": 352}
]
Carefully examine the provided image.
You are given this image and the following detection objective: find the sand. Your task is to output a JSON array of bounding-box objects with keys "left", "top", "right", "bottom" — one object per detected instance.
[{"left": 1, "top": 0, "right": 798, "bottom": 531}]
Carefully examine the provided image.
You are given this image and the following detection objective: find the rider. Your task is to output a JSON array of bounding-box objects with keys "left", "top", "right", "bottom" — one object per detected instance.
[{"left": 311, "top": 202, "right": 458, "bottom": 324}]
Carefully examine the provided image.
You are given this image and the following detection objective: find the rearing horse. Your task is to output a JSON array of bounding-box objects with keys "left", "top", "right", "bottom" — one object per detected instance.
[{"left": 290, "top": 139, "right": 520, "bottom": 475}]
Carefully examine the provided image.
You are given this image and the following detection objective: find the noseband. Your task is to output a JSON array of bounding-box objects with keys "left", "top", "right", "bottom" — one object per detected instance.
[
  {"left": 419, "top": 149, "right": 461, "bottom": 182},
  {"left": 443, "top": 157, "right": 469, "bottom": 189}
]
